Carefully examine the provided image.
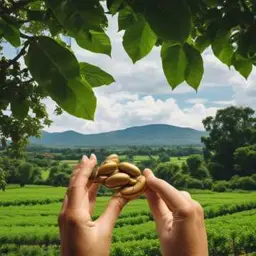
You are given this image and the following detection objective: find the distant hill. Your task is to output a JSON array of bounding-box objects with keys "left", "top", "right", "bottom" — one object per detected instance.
[{"left": 30, "top": 124, "right": 207, "bottom": 147}]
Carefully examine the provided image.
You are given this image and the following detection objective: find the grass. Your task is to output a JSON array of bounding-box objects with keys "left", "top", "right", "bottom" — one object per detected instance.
[{"left": 0, "top": 186, "right": 256, "bottom": 255}]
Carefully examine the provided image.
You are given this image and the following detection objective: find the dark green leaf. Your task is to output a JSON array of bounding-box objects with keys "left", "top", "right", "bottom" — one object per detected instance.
[
  {"left": 107, "top": 0, "right": 123, "bottom": 15},
  {"left": 118, "top": 7, "right": 136, "bottom": 31},
  {"left": 27, "top": 10, "right": 49, "bottom": 21},
  {"left": 195, "top": 35, "right": 211, "bottom": 53},
  {"left": 25, "top": 36, "right": 96, "bottom": 120},
  {"left": 123, "top": 18, "right": 157, "bottom": 63},
  {"left": 73, "top": 30, "right": 111, "bottom": 56},
  {"left": 232, "top": 53, "right": 253, "bottom": 79},
  {"left": 47, "top": 77, "right": 97, "bottom": 120},
  {"left": 184, "top": 44, "right": 204, "bottom": 90},
  {"left": 161, "top": 43, "right": 188, "bottom": 89},
  {"left": 145, "top": 0, "right": 191, "bottom": 43},
  {"left": 0, "top": 17, "right": 20, "bottom": 47},
  {"left": 212, "top": 30, "right": 234, "bottom": 66},
  {"left": 11, "top": 100, "right": 29, "bottom": 119},
  {"left": 46, "top": 0, "right": 107, "bottom": 33},
  {"left": 80, "top": 62, "right": 115, "bottom": 87},
  {"left": 45, "top": 19, "right": 63, "bottom": 36}
]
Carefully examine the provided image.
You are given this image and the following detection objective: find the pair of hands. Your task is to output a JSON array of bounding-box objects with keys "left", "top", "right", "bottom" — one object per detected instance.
[{"left": 58, "top": 154, "right": 208, "bottom": 256}]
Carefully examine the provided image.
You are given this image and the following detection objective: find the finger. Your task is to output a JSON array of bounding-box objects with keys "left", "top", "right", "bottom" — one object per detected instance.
[
  {"left": 67, "top": 154, "right": 97, "bottom": 209},
  {"left": 68, "top": 156, "right": 88, "bottom": 188},
  {"left": 180, "top": 191, "right": 192, "bottom": 200},
  {"left": 88, "top": 183, "right": 100, "bottom": 215},
  {"left": 60, "top": 194, "right": 68, "bottom": 214},
  {"left": 145, "top": 187, "right": 170, "bottom": 220},
  {"left": 96, "top": 196, "right": 128, "bottom": 233},
  {"left": 144, "top": 169, "right": 188, "bottom": 212}
]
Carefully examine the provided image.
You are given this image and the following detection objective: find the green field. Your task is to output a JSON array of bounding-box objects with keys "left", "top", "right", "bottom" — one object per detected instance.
[
  {"left": 0, "top": 186, "right": 256, "bottom": 255},
  {"left": 60, "top": 156, "right": 187, "bottom": 166}
]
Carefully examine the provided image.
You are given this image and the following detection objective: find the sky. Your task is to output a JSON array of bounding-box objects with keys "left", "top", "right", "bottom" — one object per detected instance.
[{"left": 4, "top": 15, "right": 256, "bottom": 134}]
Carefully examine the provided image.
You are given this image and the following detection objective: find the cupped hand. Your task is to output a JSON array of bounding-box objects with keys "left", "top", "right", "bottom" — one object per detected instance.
[
  {"left": 144, "top": 169, "right": 208, "bottom": 256},
  {"left": 58, "top": 154, "right": 128, "bottom": 256}
]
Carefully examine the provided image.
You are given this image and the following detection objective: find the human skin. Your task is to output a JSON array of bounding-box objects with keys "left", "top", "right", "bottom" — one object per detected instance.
[
  {"left": 58, "top": 154, "right": 128, "bottom": 256},
  {"left": 144, "top": 169, "right": 208, "bottom": 256},
  {"left": 58, "top": 155, "right": 208, "bottom": 256}
]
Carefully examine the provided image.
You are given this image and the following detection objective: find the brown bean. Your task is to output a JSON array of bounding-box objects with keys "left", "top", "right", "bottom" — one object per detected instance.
[
  {"left": 112, "top": 169, "right": 119, "bottom": 175},
  {"left": 94, "top": 176, "right": 108, "bottom": 183},
  {"left": 98, "top": 161, "right": 117, "bottom": 175},
  {"left": 122, "top": 191, "right": 144, "bottom": 200},
  {"left": 118, "top": 162, "right": 141, "bottom": 177},
  {"left": 106, "top": 154, "right": 120, "bottom": 164},
  {"left": 105, "top": 173, "right": 130, "bottom": 188},
  {"left": 120, "top": 175, "right": 146, "bottom": 195},
  {"left": 129, "top": 178, "right": 137, "bottom": 185}
]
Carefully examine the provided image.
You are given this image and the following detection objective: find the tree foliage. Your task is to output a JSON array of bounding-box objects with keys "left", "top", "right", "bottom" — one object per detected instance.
[
  {"left": 202, "top": 106, "right": 256, "bottom": 180},
  {"left": 1, "top": 0, "right": 256, "bottom": 154},
  {"left": 0, "top": 168, "right": 7, "bottom": 191}
]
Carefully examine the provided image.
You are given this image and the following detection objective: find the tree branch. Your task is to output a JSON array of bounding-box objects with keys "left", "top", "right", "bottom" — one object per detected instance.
[
  {"left": 0, "top": 43, "right": 29, "bottom": 69},
  {"left": 0, "top": 0, "right": 32, "bottom": 14}
]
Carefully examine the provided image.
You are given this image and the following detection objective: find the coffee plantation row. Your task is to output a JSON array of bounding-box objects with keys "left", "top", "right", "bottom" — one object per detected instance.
[{"left": 0, "top": 186, "right": 256, "bottom": 255}]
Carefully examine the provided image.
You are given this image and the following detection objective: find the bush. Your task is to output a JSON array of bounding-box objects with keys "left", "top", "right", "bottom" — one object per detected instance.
[
  {"left": 203, "top": 178, "right": 213, "bottom": 189},
  {"left": 230, "top": 176, "right": 256, "bottom": 190},
  {"left": 212, "top": 181, "right": 230, "bottom": 192},
  {"left": 187, "top": 178, "right": 203, "bottom": 189}
]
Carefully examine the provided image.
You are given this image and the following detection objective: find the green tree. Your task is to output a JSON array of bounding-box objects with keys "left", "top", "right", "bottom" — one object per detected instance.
[
  {"left": 154, "top": 162, "right": 180, "bottom": 184},
  {"left": 18, "top": 162, "right": 34, "bottom": 186},
  {"left": 0, "top": 168, "right": 7, "bottom": 191},
  {"left": 1, "top": 0, "right": 256, "bottom": 153},
  {"left": 159, "top": 153, "right": 170, "bottom": 163},
  {"left": 202, "top": 107, "right": 256, "bottom": 180},
  {"left": 186, "top": 155, "right": 210, "bottom": 179},
  {"left": 234, "top": 145, "right": 256, "bottom": 176}
]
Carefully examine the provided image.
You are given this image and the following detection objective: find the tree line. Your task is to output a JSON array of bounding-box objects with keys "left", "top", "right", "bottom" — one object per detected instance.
[{"left": 0, "top": 106, "right": 255, "bottom": 192}]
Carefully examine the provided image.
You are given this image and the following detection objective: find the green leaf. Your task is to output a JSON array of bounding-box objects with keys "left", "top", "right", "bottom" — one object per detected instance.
[
  {"left": 45, "top": 19, "right": 63, "bottom": 37},
  {"left": 145, "top": 0, "right": 191, "bottom": 43},
  {"left": 0, "top": 17, "right": 20, "bottom": 47},
  {"left": 73, "top": 30, "right": 111, "bottom": 56},
  {"left": 161, "top": 43, "right": 188, "bottom": 89},
  {"left": 232, "top": 53, "right": 253, "bottom": 79},
  {"left": 184, "top": 44, "right": 204, "bottom": 90},
  {"left": 46, "top": 0, "right": 107, "bottom": 33},
  {"left": 123, "top": 18, "right": 157, "bottom": 63},
  {"left": 195, "top": 35, "right": 211, "bottom": 53},
  {"left": 47, "top": 77, "right": 97, "bottom": 120},
  {"left": 27, "top": 10, "right": 49, "bottom": 21},
  {"left": 11, "top": 100, "right": 29, "bottom": 119},
  {"left": 107, "top": 0, "right": 123, "bottom": 15},
  {"left": 118, "top": 7, "right": 136, "bottom": 31},
  {"left": 80, "top": 62, "right": 115, "bottom": 87},
  {"left": 24, "top": 36, "right": 96, "bottom": 120},
  {"left": 212, "top": 30, "right": 234, "bottom": 66}
]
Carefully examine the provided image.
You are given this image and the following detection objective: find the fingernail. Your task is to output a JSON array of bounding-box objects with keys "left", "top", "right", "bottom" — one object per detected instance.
[
  {"left": 90, "top": 153, "right": 96, "bottom": 160},
  {"left": 82, "top": 155, "right": 88, "bottom": 162}
]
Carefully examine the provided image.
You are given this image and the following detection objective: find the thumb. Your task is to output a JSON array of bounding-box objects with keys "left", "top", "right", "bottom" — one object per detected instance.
[{"left": 96, "top": 196, "right": 128, "bottom": 233}]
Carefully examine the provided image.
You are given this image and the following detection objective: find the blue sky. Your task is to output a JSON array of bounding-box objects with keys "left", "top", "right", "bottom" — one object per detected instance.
[{"left": 3, "top": 15, "right": 255, "bottom": 134}]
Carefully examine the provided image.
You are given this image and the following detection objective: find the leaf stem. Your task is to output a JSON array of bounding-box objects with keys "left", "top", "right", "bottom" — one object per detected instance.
[{"left": 0, "top": 42, "right": 29, "bottom": 69}]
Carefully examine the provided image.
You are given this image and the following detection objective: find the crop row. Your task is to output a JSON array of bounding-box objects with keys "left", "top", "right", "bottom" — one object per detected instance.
[
  {"left": 0, "top": 210, "right": 255, "bottom": 255},
  {"left": 0, "top": 214, "right": 151, "bottom": 228},
  {"left": 1, "top": 200, "right": 256, "bottom": 229}
]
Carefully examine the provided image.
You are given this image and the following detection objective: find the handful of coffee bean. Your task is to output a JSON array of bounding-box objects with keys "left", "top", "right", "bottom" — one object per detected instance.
[{"left": 90, "top": 154, "right": 146, "bottom": 200}]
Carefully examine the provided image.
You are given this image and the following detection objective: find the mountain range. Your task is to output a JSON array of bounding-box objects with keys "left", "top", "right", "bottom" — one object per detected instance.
[{"left": 30, "top": 124, "right": 207, "bottom": 147}]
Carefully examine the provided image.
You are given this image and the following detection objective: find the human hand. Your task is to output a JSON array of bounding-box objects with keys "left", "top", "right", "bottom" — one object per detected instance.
[
  {"left": 144, "top": 169, "right": 208, "bottom": 256},
  {"left": 58, "top": 154, "right": 128, "bottom": 256}
]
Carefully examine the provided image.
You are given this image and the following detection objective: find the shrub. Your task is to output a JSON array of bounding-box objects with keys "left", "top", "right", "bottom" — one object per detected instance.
[
  {"left": 187, "top": 177, "right": 203, "bottom": 189},
  {"left": 212, "top": 181, "right": 230, "bottom": 192}
]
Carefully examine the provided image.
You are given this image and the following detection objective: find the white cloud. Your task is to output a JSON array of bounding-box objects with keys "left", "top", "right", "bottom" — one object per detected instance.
[
  {"left": 45, "top": 91, "right": 219, "bottom": 134},
  {"left": 212, "top": 100, "right": 235, "bottom": 105},
  {"left": 186, "top": 98, "right": 208, "bottom": 104}
]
